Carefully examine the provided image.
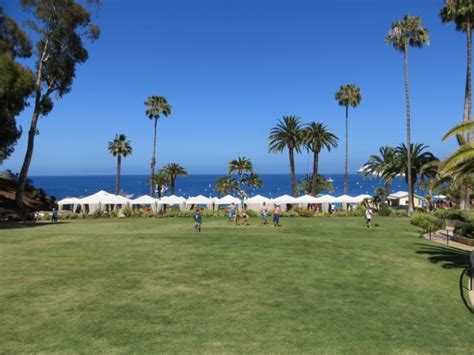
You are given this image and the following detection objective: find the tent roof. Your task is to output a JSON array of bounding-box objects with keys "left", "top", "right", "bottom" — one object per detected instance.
[
  {"left": 79, "top": 190, "right": 130, "bottom": 204},
  {"left": 272, "top": 194, "right": 299, "bottom": 204},
  {"left": 354, "top": 194, "right": 372, "bottom": 203},
  {"left": 333, "top": 194, "right": 358, "bottom": 203},
  {"left": 295, "top": 195, "right": 320, "bottom": 204},
  {"left": 388, "top": 191, "right": 426, "bottom": 201},
  {"left": 58, "top": 197, "right": 80, "bottom": 204},
  {"left": 131, "top": 195, "right": 158, "bottom": 205},
  {"left": 245, "top": 195, "right": 272, "bottom": 204},
  {"left": 215, "top": 195, "right": 240, "bottom": 205},
  {"left": 314, "top": 194, "right": 338, "bottom": 203},
  {"left": 159, "top": 195, "right": 186, "bottom": 204},
  {"left": 186, "top": 195, "right": 212, "bottom": 205}
]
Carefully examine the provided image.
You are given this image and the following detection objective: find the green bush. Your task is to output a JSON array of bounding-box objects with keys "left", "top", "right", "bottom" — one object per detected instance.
[
  {"left": 122, "top": 206, "right": 133, "bottom": 218},
  {"left": 410, "top": 213, "right": 442, "bottom": 230},
  {"left": 457, "top": 222, "right": 474, "bottom": 239},
  {"left": 434, "top": 209, "right": 468, "bottom": 222},
  {"left": 91, "top": 209, "right": 106, "bottom": 219},
  {"left": 293, "top": 207, "right": 316, "bottom": 217},
  {"left": 282, "top": 210, "right": 299, "bottom": 217},
  {"left": 377, "top": 204, "right": 392, "bottom": 217}
]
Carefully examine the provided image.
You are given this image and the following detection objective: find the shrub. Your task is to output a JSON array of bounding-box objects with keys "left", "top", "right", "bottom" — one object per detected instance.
[
  {"left": 410, "top": 213, "right": 442, "bottom": 231},
  {"left": 293, "top": 207, "right": 316, "bottom": 217},
  {"left": 457, "top": 222, "right": 474, "bottom": 239},
  {"left": 282, "top": 210, "right": 299, "bottom": 217},
  {"left": 377, "top": 204, "right": 392, "bottom": 217},
  {"left": 91, "top": 209, "right": 106, "bottom": 218},
  {"left": 122, "top": 206, "right": 133, "bottom": 218},
  {"left": 434, "top": 209, "right": 468, "bottom": 222}
]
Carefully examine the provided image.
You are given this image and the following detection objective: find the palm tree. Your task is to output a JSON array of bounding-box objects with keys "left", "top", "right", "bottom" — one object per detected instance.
[
  {"left": 243, "top": 172, "right": 264, "bottom": 190},
  {"left": 440, "top": 1, "right": 474, "bottom": 210},
  {"left": 389, "top": 143, "right": 438, "bottom": 208},
  {"left": 215, "top": 175, "right": 238, "bottom": 196},
  {"left": 335, "top": 84, "right": 362, "bottom": 195},
  {"left": 363, "top": 146, "right": 397, "bottom": 196},
  {"left": 386, "top": 14, "right": 429, "bottom": 215},
  {"left": 145, "top": 95, "right": 172, "bottom": 196},
  {"left": 298, "top": 174, "right": 334, "bottom": 195},
  {"left": 302, "top": 122, "right": 339, "bottom": 196},
  {"left": 108, "top": 134, "right": 132, "bottom": 195},
  {"left": 268, "top": 115, "right": 303, "bottom": 196},
  {"left": 152, "top": 169, "right": 169, "bottom": 199},
  {"left": 160, "top": 163, "right": 188, "bottom": 195},
  {"left": 228, "top": 157, "right": 254, "bottom": 182}
]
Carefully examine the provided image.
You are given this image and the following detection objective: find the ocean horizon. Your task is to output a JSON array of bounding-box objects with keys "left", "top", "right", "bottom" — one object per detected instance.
[{"left": 30, "top": 174, "right": 417, "bottom": 200}]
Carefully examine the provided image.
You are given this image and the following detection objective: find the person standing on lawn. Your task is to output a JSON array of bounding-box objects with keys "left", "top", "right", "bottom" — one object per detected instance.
[{"left": 194, "top": 209, "right": 202, "bottom": 232}]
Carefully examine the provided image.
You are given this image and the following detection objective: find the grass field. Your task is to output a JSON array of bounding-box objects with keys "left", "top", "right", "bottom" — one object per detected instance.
[{"left": 0, "top": 217, "right": 472, "bottom": 353}]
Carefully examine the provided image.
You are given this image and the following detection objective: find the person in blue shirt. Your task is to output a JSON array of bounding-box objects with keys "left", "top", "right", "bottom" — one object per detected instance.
[
  {"left": 228, "top": 203, "right": 236, "bottom": 222},
  {"left": 194, "top": 209, "right": 202, "bottom": 232}
]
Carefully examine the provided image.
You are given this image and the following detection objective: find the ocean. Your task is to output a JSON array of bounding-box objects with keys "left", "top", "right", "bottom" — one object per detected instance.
[{"left": 30, "top": 174, "right": 417, "bottom": 200}]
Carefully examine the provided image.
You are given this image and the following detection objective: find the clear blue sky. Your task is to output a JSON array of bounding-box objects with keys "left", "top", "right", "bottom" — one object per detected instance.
[{"left": 2, "top": 0, "right": 466, "bottom": 176}]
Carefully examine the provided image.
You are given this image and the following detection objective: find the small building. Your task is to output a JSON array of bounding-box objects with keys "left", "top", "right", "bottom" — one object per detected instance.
[{"left": 387, "top": 191, "right": 426, "bottom": 208}]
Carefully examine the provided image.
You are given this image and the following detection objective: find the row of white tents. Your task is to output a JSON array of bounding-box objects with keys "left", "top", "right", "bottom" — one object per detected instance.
[{"left": 57, "top": 190, "right": 374, "bottom": 213}]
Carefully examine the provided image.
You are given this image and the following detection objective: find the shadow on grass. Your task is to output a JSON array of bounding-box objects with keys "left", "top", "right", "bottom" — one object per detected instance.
[
  {"left": 459, "top": 268, "right": 473, "bottom": 314},
  {"left": 415, "top": 244, "right": 470, "bottom": 269},
  {"left": 0, "top": 221, "right": 68, "bottom": 230}
]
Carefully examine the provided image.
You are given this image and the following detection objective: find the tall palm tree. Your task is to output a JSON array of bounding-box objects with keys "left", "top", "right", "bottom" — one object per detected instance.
[
  {"left": 145, "top": 95, "right": 172, "bottom": 196},
  {"left": 363, "top": 146, "right": 397, "bottom": 196},
  {"left": 268, "top": 115, "right": 303, "bottom": 196},
  {"left": 335, "top": 84, "right": 362, "bottom": 195},
  {"left": 302, "top": 122, "right": 339, "bottom": 196},
  {"left": 108, "top": 134, "right": 132, "bottom": 195},
  {"left": 160, "top": 163, "right": 188, "bottom": 195},
  {"left": 389, "top": 143, "right": 438, "bottom": 208},
  {"left": 215, "top": 175, "right": 238, "bottom": 196},
  {"left": 228, "top": 157, "right": 254, "bottom": 182},
  {"left": 440, "top": 1, "right": 474, "bottom": 210},
  {"left": 386, "top": 14, "right": 429, "bottom": 216}
]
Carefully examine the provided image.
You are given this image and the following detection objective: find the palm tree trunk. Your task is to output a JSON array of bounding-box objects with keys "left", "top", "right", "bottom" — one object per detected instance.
[
  {"left": 344, "top": 105, "right": 349, "bottom": 195},
  {"left": 404, "top": 47, "right": 415, "bottom": 216},
  {"left": 310, "top": 148, "right": 320, "bottom": 196},
  {"left": 170, "top": 177, "right": 175, "bottom": 195},
  {"left": 461, "top": 27, "right": 472, "bottom": 211},
  {"left": 150, "top": 118, "right": 158, "bottom": 196},
  {"left": 116, "top": 155, "right": 121, "bottom": 195},
  {"left": 289, "top": 147, "right": 297, "bottom": 197}
]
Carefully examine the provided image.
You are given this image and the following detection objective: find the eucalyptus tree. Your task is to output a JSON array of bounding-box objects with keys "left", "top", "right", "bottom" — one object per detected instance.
[
  {"left": 108, "top": 134, "right": 132, "bottom": 195},
  {"left": 302, "top": 122, "right": 339, "bottom": 196},
  {"left": 335, "top": 84, "right": 362, "bottom": 195},
  {"left": 0, "top": 7, "right": 35, "bottom": 163},
  {"left": 145, "top": 95, "right": 172, "bottom": 196},
  {"left": 363, "top": 146, "right": 397, "bottom": 196},
  {"left": 386, "top": 14, "right": 429, "bottom": 215},
  {"left": 440, "top": 0, "right": 474, "bottom": 209},
  {"left": 15, "top": 0, "right": 101, "bottom": 208},
  {"left": 268, "top": 115, "right": 303, "bottom": 196},
  {"left": 159, "top": 163, "right": 188, "bottom": 195}
]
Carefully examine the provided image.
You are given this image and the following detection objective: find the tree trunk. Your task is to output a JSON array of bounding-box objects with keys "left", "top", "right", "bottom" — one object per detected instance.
[
  {"left": 115, "top": 155, "right": 121, "bottom": 195},
  {"left": 150, "top": 118, "right": 158, "bottom": 196},
  {"left": 310, "top": 148, "right": 320, "bottom": 196},
  {"left": 461, "top": 27, "right": 472, "bottom": 211},
  {"left": 404, "top": 47, "right": 415, "bottom": 216},
  {"left": 15, "top": 41, "right": 48, "bottom": 210},
  {"left": 384, "top": 178, "right": 392, "bottom": 198},
  {"left": 289, "top": 147, "right": 297, "bottom": 197},
  {"left": 344, "top": 105, "right": 349, "bottom": 195},
  {"left": 170, "top": 177, "right": 175, "bottom": 195}
]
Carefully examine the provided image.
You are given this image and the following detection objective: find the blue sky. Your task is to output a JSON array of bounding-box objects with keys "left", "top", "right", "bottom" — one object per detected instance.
[{"left": 2, "top": 0, "right": 467, "bottom": 176}]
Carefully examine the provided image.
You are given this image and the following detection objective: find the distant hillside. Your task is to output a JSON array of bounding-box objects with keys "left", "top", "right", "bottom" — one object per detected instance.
[{"left": 0, "top": 172, "right": 55, "bottom": 221}]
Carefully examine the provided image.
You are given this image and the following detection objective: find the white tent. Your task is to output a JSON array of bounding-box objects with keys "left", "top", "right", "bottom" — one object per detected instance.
[
  {"left": 186, "top": 195, "right": 213, "bottom": 205},
  {"left": 159, "top": 195, "right": 186, "bottom": 205},
  {"left": 131, "top": 195, "right": 159, "bottom": 212},
  {"left": 245, "top": 195, "right": 272, "bottom": 204},
  {"left": 78, "top": 190, "right": 110, "bottom": 212},
  {"left": 314, "top": 194, "right": 337, "bottom": 204},
  {"left": 215, "top": 195, "right": 240, "bottom": 205},
  {"left": 333, "top": 195, "right": 359, "bottom": 204},
  {"left": 100, "top": 194, "right": 131, "bottom": 205},
  {"left": 57, "top": 197, "right": 81, "bottom": 212},
  {"left": 354, "top": 194, "right": 372, "bottom": 203},
  {"left": 272, "top": 194, "right": 299, "bottom": 204},
  {"left": 295, "top": 195, "right": 319, "bottom": 204}
]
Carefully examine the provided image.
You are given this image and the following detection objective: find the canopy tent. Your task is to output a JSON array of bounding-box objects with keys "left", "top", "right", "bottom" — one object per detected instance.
[
  {"left": 78, "top": 190, "right": 130, "bottom": 212},
  {"left": 215, "top": 195, "right": 240, "bottom": 205},
  {"left": 186, "top": 195, "right": 213, "bottom": 205},
  {"left": 314, "top": 194, "right": 338, "bottom": 204},
  {"left": 354, "top": 194, "right": 372, "bottom": 203},
  {"left": 131, "top": 195, "right": 159, "bottom": 212},
  {"left": 272, "top": 194, "right": 299, "bottom": 204},
  {"left": 159, "top": 195, "right": 186, "bottom": 205},
  {"left": 295, "top": 195, "right": 320, "bottom": 204},
  {"left": 57, "top": 197, "right": 81, "bottom": 212},
  {"left": 333, "top": 194, "right": 359, "bottom": 204},
  {"left": 245, "top": 195, "right": 272, "bottom": 204}
]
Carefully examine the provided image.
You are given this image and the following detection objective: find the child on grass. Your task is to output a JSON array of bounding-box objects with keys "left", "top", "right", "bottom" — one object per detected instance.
[{"left": 194, "top": 209, "right": 202, "bottom": 232}]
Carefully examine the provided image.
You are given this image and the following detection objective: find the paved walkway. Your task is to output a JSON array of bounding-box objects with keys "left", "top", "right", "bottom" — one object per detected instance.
[{"left": 423, "top": 231, "right": 474, "bottom": 252}]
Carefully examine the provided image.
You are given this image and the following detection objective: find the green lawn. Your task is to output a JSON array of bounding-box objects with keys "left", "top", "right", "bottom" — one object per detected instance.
[{"left": 0, "top": 217, "right": 472, "bottom": 353}]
